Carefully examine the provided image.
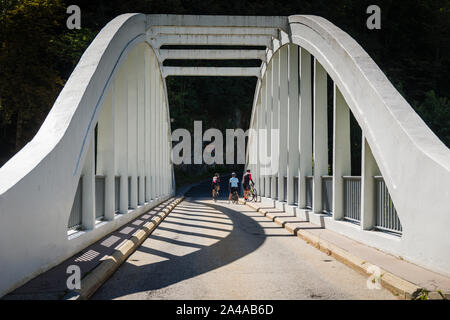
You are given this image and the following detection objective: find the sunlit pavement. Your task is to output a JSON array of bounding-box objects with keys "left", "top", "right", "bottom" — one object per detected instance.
[{"left": 92, "top": 194, "right": 396, "bottom": 300}]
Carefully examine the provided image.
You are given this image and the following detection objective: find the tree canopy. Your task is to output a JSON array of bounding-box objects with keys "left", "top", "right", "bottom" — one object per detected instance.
[{"left": 0, "top": 0, "right": 448, "bottom": 167}]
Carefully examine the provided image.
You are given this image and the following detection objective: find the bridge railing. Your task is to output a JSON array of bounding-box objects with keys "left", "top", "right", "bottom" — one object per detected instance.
[
  {"left": 95, "top": 175, "right": 106, "bottom": 220},
  {"left": 68, "top": 177, "right": 83, "bottom": 230},
  {"left": 343, "top": 176, "right": 361, "bottom": 223},
  {"left": 293, "top": 176, "right": 299, "bottom": 205},
  {"left": 115, "top": 176, "right": 120, "bottom": 212},
  {"left": 305, "top": 176, "right": 313, "bottom": 210},
  {"left": 321, "top": 176, "right": 332, "bottom": 215},
  {"left": 374, "top": 176, "right": 402, "bottom": 234}
]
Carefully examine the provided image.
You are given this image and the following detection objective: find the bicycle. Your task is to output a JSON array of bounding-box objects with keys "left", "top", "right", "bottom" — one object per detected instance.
[
  {"left": 213, "top": 185, "right": 219, "bottom": 202},
  {"left": 249, "top": 184, "right": 258, "bottom": 202},
  {"left": 231, "top": 190, "right": 239, "bottom": 204}
]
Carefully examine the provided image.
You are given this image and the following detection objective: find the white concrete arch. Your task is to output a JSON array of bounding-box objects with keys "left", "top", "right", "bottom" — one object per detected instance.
[
  {"left": 0, "top": 13, "right": 449, "bottom": 297},
  {"left": 0, "top": 13, "right": 175, "bottom": 296},
  {"left": 247, "top": 16, "right": 450, "bottom": 277}
]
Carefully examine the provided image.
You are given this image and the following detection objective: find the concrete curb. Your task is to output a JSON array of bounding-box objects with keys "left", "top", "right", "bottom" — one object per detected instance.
[
  {"left": 65, "top": 196, "right": 184, "bottom": 300},
  {"left": 241, "top": 200, "right": 445, "bottom": 300}
]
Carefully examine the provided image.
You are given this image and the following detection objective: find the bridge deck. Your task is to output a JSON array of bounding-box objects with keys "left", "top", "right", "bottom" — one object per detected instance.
[{"left": 4, "top": 182, "right": 450, "bottom": 300}]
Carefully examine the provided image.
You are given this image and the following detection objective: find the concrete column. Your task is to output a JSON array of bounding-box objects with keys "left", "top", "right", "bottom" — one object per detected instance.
[
  {"left": 287, "top": 44, "right": 299, "bottom": 205},
  {"left": 254, "top": 101, "right": 260, "bottom": 193},
  {"left": 81, "top": 133, "right": 95, "bottom": 229},
  {"left": 115, "top": 58, "right": 128, "bottom": 214},
  {"left": 332, "top": 84, "right": 351, "bottom": 220},
  {"left": 156, "top": 77, "right": 162, "bottom": 197},
  {"left": 150, "top": 55, "right": 157, "bottom": 199},
  {"left": 312, "top": 59, "right": 328, "bottom": 214},
  {"left": 298, "top": 48, "right": 313, "bottom": 208},
  {"left": 96, "top": 88, "right": 115, "bottom": 220},
  {"left": 161, "top": 83, "right": 165, "bottom": 196},
  {"left": 270, "top": 53, "right": 279, "bottom": 199},
  {"left": 278, "top": 45, "right": 288, "bottom": 202},
  {"left": 137, "top": 44, "right": 145, "bottom": 205},
  {"left": 361, "top": 135, "right": 380, "bottom": 230},
  {"left": 258, "top": 81, "right": 266, "bottom": 196},
  {"left": 127, "top": 48, "right": 138, "bottom": 209},
  {"left": 144, "top": 45, "right": 152, "bottom": 203},
  {"left": 162, "top": 97, "right": 168, "bottom": 195},
  {"left": 264, "top": 65, "right": 272, "bottom": 198}
]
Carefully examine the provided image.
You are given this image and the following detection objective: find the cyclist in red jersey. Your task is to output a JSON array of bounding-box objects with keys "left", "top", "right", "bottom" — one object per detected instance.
[
  {"left": 242, "top": 169, "right": 253, "bottom": 200},
  {"left": 211, "top": 173, "right": 220, "bottom": 199}
]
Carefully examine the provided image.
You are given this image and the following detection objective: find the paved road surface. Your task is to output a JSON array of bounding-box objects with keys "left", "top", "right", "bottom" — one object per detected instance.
[{"left": 92, "top": 181, "right": 395, "bottom": 300}]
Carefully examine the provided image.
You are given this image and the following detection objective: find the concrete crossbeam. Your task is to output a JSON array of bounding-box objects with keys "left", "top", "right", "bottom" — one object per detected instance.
[
  {"left": 162, "top": 66, "right": 260, "bottom": 77},
  {"left": 148, "top": 26, "right": 279, "bottom": 37},
  {"left": 159, "top": 49, "right": 267, "bottom": 61},
  {"left": 151, "top": 34, "right": 271, "bottom": 48}
]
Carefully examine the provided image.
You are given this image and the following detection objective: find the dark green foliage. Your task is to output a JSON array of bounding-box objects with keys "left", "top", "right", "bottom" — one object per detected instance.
[{"left": 0, "top": 0, "right": 448, "bottom": 169}]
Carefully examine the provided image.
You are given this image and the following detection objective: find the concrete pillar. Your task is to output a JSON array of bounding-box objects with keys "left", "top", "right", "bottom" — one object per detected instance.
[
  {"left": 127, "top": 48, "right": 138, "bottom": 209},
  {"left": 156, "top": 77, "right": 162, "bottom": 197},
  {"left": 270, "top": 52, "right": 279, "bottom": 199},
  {"left": 298, "top": 48, "right": 313, "bottom": 208},
  {"left": 312, "top": 59, "right": 328, "bottom": 214},
  {"left": 162, "top": 97, "right": 168, "bottom": 195},
  {"left": 150, "top": 55, "right": 157, "bottom": 199},
  {"left": 96, "top": 88, "right": 115, "bottom": 220},
  {"left": 278, "top": 45, "right": 288, "bottom": 202},
  {"left": 137, "top": 44, "right": 145, "bottom": 205},
  {"left": 332, "top": 84, "right": 351, "bottom": 220},
  {"left": 81, "top": 133, "right": 95, "bottom": 229},
  {"left": 144, "top": 45, "right": 152, "bottom": 203},
  {"left": 115, "top": 58, "right": 128, "bottom": 214},
  {"left": 361, "top": 135, "right": 380, "bottom": 230},
  {"left": 264, "top": 65, "right": 272, "bottom": 198},
  {"left": 258, "top": 81, "right": 266, "bottom": 196},
  {"left": 254, "top": 100, "right": 260, "bottom": 193},
  {"left": 287, "top": 44, "right": 299, "bottom": 205}
]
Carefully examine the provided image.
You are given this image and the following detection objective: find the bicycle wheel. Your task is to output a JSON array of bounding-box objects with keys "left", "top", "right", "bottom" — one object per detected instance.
[{"left": 251, "top": 188, "right": 257, "bottom": 202}]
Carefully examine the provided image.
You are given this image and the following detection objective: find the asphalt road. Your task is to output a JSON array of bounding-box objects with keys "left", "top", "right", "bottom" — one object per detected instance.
[{"left": 92, "top": 181, "right": 396, "bottom": 300}]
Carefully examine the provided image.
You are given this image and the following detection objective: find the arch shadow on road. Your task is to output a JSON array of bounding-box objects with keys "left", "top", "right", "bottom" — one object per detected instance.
[{"left": 92, "top": 199, "right": 267, "bottom": 299}]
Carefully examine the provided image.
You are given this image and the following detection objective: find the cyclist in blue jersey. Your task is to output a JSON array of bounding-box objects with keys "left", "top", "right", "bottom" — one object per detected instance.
[{"left": 228, "top": 172, "right": 239, "bottom": 203}]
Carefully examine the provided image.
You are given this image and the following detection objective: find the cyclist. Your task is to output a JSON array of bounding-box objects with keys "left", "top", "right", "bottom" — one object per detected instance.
[
  {"left": 228, "top": 172, "right": 239, "bottom": 203},
  {"left": 242, "top": 169, "right": 254, "bottom": 201},
  {"left": 212, "top": 173, "right": 220, "bottom": 200}
]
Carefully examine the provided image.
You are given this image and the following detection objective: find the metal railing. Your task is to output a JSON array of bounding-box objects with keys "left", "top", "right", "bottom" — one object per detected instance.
[
  {"left": 293, "top": 176, "right": 299, "bottom": 205},
  {"left": 68, "top": 176, "right": 83, "bottom": 229},
  {"left": 137, "top": 176, "right": 140, "bottom": 204},
  {"left": 375, "top": 177, "right": 402, "bottom": 234},
  {"left": 268, "top": 176, "right": 272, "bottom": 197},
  {"left": 283, "top": 176, "right": 287, "bottom": 202},
  {"left": 115, "top": 176, "right": 120, "bottom": 212},
  {"left": 95, "top": 176, "right": 105, "bottom": 220},
  {"left": 128, "top": 176, "right": 131, "bottom": 209},
  {"left": 305, "top": 176, "right": 313, "bottom": 209},
  {"left": 275, "top": 176, "right": 278, "bottom": 199},
  {"left": 322, "top": 176, "right": 333, "bottom": 214},
  {"left": 343, "top": 176, "right": 361, "bottom": 223},
  {"left": 260, "top": 177, "right": 264, "bottom": 196},
  {"left": 144, "top": 176, "right": 147, "bottom": 202}
]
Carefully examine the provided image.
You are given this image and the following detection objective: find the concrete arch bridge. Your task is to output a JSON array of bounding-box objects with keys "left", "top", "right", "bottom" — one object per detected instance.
[{"left": 0, "top": 14, "right": 448, "bottom": 297}]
